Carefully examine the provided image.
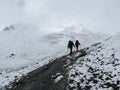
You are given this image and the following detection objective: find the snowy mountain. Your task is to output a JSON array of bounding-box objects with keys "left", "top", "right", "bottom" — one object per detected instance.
[
  {"left": 42, "top": 25, "right": 109, "bottom": 48},
  {"left": 67, "top": 33, "right": 120, "bottom": 90},
  {"left": 0, "top": 24, "right": 110, "bottom": 89}
]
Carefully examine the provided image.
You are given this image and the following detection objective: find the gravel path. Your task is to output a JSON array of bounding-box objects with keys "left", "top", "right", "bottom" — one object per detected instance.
[{"left": 9, "top": 50, "right": 87, "bottom": 90}]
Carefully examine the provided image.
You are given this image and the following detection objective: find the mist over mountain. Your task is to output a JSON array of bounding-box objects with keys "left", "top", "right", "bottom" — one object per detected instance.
[{"left": 0, "top": 24, "right": 119, "bottom": 90}]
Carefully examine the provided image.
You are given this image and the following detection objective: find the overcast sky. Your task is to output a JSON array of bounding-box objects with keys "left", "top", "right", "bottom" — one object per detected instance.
[{"left": 0, "top": 0, "right": 120, "bottom": 34}]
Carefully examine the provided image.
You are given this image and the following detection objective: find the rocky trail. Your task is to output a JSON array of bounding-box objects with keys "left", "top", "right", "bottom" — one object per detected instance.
[{"left": 8, "top": 49, "right": 87, "bottom": 90}]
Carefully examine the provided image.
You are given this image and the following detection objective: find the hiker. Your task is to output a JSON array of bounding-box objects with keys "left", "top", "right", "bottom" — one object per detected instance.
[
  {"left": 68, "top": 40, "right": 75, "bottom": 55},
  {"left": 75, "top": 40, "right": 80, "bottom": 52}
]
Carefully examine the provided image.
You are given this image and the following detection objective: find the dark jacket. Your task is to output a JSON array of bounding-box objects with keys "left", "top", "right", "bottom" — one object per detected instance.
[
  {"left": 68, "top": 41, "right": 75, "bottom": 48},
  {"left": 75, "top": 40, "right": 80, "bottom": 47}
]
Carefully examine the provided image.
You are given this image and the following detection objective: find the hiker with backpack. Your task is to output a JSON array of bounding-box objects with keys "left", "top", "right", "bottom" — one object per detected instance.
[
  {"left": 75, "top": 40, "right": 80, "bottom": 52},
  {"left": 67, "top": 40, "right": 75, "bottom": 55}
]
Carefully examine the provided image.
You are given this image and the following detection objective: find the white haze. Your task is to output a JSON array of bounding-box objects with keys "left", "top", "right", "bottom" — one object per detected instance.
[{"left": 0, "top": 0, "right": 120, "bottom": 34}]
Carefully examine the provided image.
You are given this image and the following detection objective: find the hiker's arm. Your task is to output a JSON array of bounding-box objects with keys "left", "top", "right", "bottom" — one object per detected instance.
[{"left": 73, "top": 43, "right": 75, "bottom": 47}]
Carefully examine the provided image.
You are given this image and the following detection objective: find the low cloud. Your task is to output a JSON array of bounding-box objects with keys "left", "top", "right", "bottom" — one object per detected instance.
[{"left": 0, "top": 0, "right": 120, "bottom": 34}]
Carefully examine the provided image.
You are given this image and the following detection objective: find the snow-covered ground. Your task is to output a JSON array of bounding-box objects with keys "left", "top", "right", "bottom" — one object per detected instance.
[
  {"left": 0, "top": 24, "right": 110, "bottom": 89},
  {"left": 67, "top": 33, "right": 120, "bottom": 90}
]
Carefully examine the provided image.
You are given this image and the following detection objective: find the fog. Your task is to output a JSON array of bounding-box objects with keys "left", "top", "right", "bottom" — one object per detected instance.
[{"left": 0, "top": 0, "right": 120, "bottom": 34}]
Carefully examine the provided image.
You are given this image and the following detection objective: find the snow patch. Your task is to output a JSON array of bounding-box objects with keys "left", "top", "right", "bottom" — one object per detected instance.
[{"left": 54, "top": 75, "right": 63, "bottom": 83}]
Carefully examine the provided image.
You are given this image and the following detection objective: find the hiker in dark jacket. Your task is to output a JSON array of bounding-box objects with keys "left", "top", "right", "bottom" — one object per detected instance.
[
  {"left": 68, "top": 40, "right": 75, "bottom": 55},
  {"left": 75, "top": 40, "right": 80, "bottom": 52}
]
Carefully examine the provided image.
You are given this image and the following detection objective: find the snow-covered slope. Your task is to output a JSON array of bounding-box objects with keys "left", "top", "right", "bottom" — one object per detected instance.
[
  {"left": 42, "top": 25, "right": 109, "bottom": 52},
  {"left": 67, "top": 33, "right": 120, "bottom": 90},
  {"left": 0, "top": 24, "right": 109, "bottom": 89},
  {"left": 0, "top": 24, "right": 49, "bottom": 70},
  {"left": 0, "top": 24, "right": 57, "bottom": 88}
]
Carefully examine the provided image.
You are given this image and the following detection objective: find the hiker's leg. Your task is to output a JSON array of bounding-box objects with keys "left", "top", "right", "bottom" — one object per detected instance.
[
  {"left": 76, "top": 47, "right": 78, "bottom": 52},
  {"left": 70, "top": 48, "right": 72, "bottom": 55},
  {"left": 71, "top": 48, "right": 73, "bottom": 54}
]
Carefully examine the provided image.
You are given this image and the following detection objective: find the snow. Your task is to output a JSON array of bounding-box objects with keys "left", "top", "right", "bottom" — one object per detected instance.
[
  {"left": 54, "top": 75, "right": 63, "bottom": 83},
  {"left": 67, "top": 33, "right": 120, "bottom": 90},
  {"left": 0, "top": 24, "right": 110, "bottom": 89}
]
